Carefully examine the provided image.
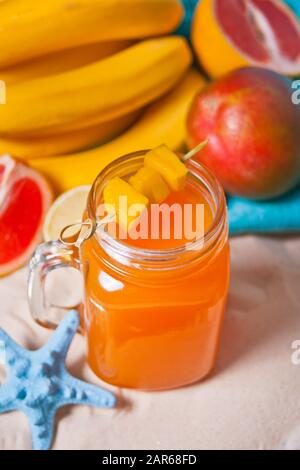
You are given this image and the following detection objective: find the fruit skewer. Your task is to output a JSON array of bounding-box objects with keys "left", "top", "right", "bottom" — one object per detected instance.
[
  {"left": 103, "top": 141, "right": 209, "bottom": 233},
  {"left": 59, "top": 141, "right": 209, "bottom": 246}
]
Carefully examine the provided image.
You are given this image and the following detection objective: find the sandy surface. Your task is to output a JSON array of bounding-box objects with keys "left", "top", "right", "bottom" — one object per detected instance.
[{"left": 0, "top": 235, "right": 300, "bottom": 450}]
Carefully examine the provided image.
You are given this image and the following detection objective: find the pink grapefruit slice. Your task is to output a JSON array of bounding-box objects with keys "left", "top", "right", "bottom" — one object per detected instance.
[
  {"left": 0, "top": 155, "right": 53, "bottom": 276},
  {"left": 192, "top": 0, "right": 300, "bottom": 78}
]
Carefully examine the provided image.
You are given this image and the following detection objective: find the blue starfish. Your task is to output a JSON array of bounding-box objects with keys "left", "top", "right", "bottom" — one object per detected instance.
[{"left": 0, "top": 310, "right": 116, "bottom": 450}]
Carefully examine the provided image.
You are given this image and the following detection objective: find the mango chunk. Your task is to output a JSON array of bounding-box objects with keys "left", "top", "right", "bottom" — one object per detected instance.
[
  {"left": 144, "top": 144, "right": 188, "bottom": 191},
  {"left": 103, "top": 177, "right": 149, "bottom": 232},
  {"left": 129, "top": 167, "right": 170, "bottom": 204}
]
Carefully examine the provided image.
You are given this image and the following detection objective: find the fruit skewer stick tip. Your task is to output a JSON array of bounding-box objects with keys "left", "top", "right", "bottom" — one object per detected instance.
[{"left": 182, "top": 139, "right": 209, "bottom": 162}]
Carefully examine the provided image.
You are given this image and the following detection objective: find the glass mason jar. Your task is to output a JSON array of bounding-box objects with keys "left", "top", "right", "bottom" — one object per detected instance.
[{"left": 28, "top": 151, "right": 230, "bottom": 391}]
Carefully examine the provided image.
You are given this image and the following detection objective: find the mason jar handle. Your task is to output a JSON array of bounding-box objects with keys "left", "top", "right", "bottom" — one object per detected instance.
[{"left": 28, "top": 240, "right": 82, "bottom": 330}]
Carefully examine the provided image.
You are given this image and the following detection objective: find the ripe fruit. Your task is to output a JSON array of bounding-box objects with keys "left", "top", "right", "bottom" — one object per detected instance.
[
  {"left": 0, "top": 110, "right": 141, "bottom": 160},
  {"left": 1, "top": 40, "right": 133, "bottom": 85},
  {"left": 29, "top": 69, "right": 206, "bottom": 193},
  {"left": 0, "top": 37, "right": 191, "bottom": 137},
  {"left": 0, "top": 156, "right": 53, "bottom": 276},
  {"left": 187, "top": 67, "right": 300, "bottom": 199},
  {"left": 129, "top": 167, "right": 170, "bottom": 204},
  {"left": 43, "top": 186, "right": 91, "bottom": 242},
  {"left": 144, "top": 144, "right": 188, "bottom": 191},
  {"left": 0, "top": 0, "right": 183, "bottom": 68},
  {"left": 192, "top": 0, "right": 300, "bottom": 78},
  {"left": 104, "top": 177, "right": 149, "bottom": 232}
]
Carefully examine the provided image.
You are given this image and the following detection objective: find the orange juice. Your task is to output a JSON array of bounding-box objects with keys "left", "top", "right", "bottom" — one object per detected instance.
[
  {"left": 81, "top": 152, "right": 230, "bottom": 390},
  {"left": 28, "top": 150, "right": 230, "bottom": 390}
]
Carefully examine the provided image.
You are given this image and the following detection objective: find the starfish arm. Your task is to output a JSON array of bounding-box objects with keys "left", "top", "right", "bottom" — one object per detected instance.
[
  {"left": 40, "top": 310, "right": 80, "bottom": 360},
  {"left": 0, "top": 403, "right": 15, "bottom": 414},
  {"left": 0, "top": 329, "right": 27, "bottom": 362},
  {"left": 62, "top": 373, "right": 116, "bottom": 409},
  {"left": 0, "top": 384, "right": 17, "bottom": 414},
  {"left": 25, "top": 407, "right": 56, "bottom": 451},
  {"left": 0, "top": 310, "right": 116, "bottom": 451}
]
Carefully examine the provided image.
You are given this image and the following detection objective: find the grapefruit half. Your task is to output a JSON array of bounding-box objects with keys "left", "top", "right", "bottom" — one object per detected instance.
[
  {"left": 192, "top": 0, "right": 300, "bottom": 78},
  {"left": 0, "top": 155, "right": 53, "bottom": 276}
]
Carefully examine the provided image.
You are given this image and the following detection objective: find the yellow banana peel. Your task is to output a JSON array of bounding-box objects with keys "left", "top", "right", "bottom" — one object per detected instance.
[
  {"left": 0, "top": 37, "right": 192, "bottom": 137},
  {"left": 0, "top": 110, "right": 141, "bottom": 159},
  {"left": 30, "top": 69, "right": 206, "bottom": 193},
  {"left": 0, "top": 0, "right": 183, "bottom": 68},
  {"left": 0, "top": 41, "right": 133, "bottom": 85}
]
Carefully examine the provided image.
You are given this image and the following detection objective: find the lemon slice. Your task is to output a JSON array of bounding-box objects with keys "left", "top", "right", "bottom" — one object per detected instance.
[{"left": 43, "top": 185, "right": 91, "bottom": 241}]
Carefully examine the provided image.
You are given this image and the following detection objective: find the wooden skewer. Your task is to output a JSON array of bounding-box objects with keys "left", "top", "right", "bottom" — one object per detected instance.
[
  {"left": 181, "top": 139, "right": 209, "bottom": 163},
  {"left": 60, "top": 140, "right": 210, "bottom": 247}
]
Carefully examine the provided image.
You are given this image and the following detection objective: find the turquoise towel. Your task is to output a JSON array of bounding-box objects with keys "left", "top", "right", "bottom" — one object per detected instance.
[
  {"left": 179, "top": 0, "right": 300, "bottom": 235},
  {"left": 285, "top": 0, "right": 300, "bottom": 16},
  {"left": 228, "top": 188, "right": 300, "bottom": 235}
]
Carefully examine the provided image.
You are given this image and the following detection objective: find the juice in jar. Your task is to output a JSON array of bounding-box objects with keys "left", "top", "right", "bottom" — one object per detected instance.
[{"left": 81, "top": 152, "right": 230, "bottom": 390}]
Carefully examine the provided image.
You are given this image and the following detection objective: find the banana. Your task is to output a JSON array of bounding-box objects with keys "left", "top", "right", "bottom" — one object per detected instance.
[
  {"left": 0, "top": 41, "right": 133, "bottom": 85},
  {"left": 0, "top": 0, "right": 183, "bottom": 68},
  {"left": 29, "top": 69, "right": 206, "bottom": 193},
  {"left": 0, "top": 110, "right": 141, "bottom": 159},
  {"left": 0, "top": 37, "right": 192, "bottom": 137}
]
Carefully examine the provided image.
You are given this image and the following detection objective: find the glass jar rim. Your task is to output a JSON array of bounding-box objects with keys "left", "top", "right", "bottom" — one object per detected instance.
[{"left": 86, "top": 150, "right": 227, "bottom": 266}]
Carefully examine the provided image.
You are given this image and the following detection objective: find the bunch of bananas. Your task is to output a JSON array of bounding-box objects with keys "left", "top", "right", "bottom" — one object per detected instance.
[{"left": 0, "top": 0, "right": 206, "bottom": 193}]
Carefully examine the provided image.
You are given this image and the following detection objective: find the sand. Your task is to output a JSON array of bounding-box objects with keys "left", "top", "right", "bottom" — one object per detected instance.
[{"left": 0, "top": 235, "right": 300, "bottom": 450}]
